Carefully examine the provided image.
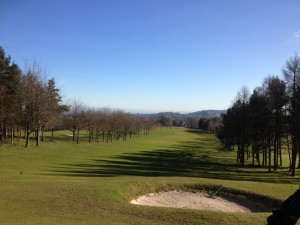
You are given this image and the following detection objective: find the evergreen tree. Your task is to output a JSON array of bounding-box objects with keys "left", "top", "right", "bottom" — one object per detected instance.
[
  {"left": 248, "top": 88, "right": 270, "bottom": 167},
  {"left": 283, "top": 54, "right": 300, "bottom": 176},
  {"left": 0, "top": 46, "right": 22, "bottom": 143}
]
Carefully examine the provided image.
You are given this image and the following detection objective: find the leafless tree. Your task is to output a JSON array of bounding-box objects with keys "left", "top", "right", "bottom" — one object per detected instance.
[
  {"left": 21, "top": 66, "right": 48, "bottom": 147},
  {"left": 63, "top": 99, "right": 86, "bottom": 144}
]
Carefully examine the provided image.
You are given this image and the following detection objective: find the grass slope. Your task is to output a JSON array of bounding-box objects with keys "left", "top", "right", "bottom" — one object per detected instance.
[{"left": 0, "top": 127, "right": 299, "bottom": 225}]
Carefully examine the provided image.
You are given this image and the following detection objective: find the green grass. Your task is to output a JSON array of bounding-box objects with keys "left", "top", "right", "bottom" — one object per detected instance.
[{"left": 1, "top": 127, "right": 300, "bottom": 225}]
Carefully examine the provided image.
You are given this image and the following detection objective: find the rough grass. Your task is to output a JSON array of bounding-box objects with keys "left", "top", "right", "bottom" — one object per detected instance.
[{"left": 0, "top": 127, "right": 300, "bottom": 225}]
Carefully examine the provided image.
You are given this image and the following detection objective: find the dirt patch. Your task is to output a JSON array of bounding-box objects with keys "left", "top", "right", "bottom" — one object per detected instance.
[{"left": 130, "top": 190, "right": 267, "bottom": 212}]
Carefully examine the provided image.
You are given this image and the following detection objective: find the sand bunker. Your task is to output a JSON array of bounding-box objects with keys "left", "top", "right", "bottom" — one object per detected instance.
[{"left": 130, "top": 190, "right": 266, "bottom": 212}]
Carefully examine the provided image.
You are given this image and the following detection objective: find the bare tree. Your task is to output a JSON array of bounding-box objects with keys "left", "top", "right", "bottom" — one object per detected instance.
[
  {"left": 63, "top": 99, "right": 86, "bottom": 144},
  {"left": 21, "top": 66, "right": 49, "bottom": 147}
]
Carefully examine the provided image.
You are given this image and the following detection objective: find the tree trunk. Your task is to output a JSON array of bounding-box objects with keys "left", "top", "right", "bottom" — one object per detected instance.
[
  {"left": 51, "top": 129, "right": 54, "bottom": 141},
  {"left": 279, "top": 138, "right": 282, "bottom": 167},
  {"left": 10, "top": 125, "right": 13, "bottom": 143},
  {"left": 88, "top": 129, "right": 91, "bottom": 143},
  {"left": 3, "top": 121, "right": 7, "bottom": 139},
  {"left": 273, "top": 137, "right": 278, "bottom": 171},
  {"left": 291, "top": 138, "right": 297, "bottom": 176},
  {"left": 262, "top": 145, "right": 265, "bottom": 166},
  {"left": 17, "top": 128, "right": 20, "bottom": 142},
  {"left": 268, "top": 138, "right": 271, "bottom": 172},
  {"left": 72, "top": 129, "right": 76, "bottom": 142},
  {"left": 264, "top": 140, "right": 268, "bottom": 168},
  {"left": 240, "top": 142, "right": 245, "bottom": 167},
  {"left": 287, "top": 136, "right": 292, "bottom": 171},
  {"left": 246, "top": 145, "right": 250, "bottom": 160},
  {"left": 236, "top": 144, "right": 240, "bottom": 163},
  {"left": 25, "top": 124, "right": 30, "bottom": 148},
  {"left": 252, "top": 146, "right": 255, "bottom": 166},
  {"left": 35, "top": 128, "right": 39, "bottom": 146},
  {"left": 41, "top": 127, "right": 44, "bottom": 142},
  {"left": 256, "top": 151, "right": 260, "bottom": 166},
  {"left": 76, "top": 129, "right": 79, "bottom": 144}
]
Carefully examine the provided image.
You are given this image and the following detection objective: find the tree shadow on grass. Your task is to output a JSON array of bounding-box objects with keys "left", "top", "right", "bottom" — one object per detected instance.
[
  {"left": 53, "top": 149, "right": 224, "bottom": 177},
  {"left": 49, "top": 140, "right": 299, "bottom": 184}
]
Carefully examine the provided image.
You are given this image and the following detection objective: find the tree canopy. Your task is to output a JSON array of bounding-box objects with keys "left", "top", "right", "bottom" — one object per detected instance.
[{"left": 217, "top": 54, "right": 300, "bottom": 176}]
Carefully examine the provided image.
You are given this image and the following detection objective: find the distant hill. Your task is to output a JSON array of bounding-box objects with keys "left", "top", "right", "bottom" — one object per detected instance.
[
  {"left": 187, "top": 110, "right": 226, "bottom": 118},
  {"left": 138, "top": 110, "right": 226, "bottom": 121}
]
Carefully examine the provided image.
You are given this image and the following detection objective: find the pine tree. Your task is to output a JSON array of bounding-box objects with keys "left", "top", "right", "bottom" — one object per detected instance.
[{"left": 0, "top": 46, "right": 22, "bottom": 143}]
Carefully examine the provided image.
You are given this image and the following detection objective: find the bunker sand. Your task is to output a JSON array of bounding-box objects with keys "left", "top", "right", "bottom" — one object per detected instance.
[{"left": 131, "top": 190, "right": 267, "bottom": 212}]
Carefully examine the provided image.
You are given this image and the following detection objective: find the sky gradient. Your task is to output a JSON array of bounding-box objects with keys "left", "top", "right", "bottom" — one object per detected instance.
[{"left": 1, "top": 0, "right": 300, "bottom": 113}]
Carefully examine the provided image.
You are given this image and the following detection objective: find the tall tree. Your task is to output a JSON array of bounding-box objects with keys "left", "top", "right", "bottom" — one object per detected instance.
[
  {"left": 283, "top": 54, "right": 300, "bottom": 176},
  {"left": 0, "top": 46, "right": 22, "bottom": 143},
  {"left": 20, "top": 65, "right": 62, "bottom": 147},
  {"left": 263, "top": 76, "right": 288, "bottom": 170},
  {"left": 217, "top": 87, "right": 250, "bottom": 166},
  {"left": 40, "top": 78, "right": 66, "bottom": 141},
  {"left": 248, "top": 88, "right": 270, "bottom": 167},
  {"left": 21, "top": 68, "right": 48, "bottom": 147},
  {"left": 236, "top": 86, "right": 250, "bottom": 166}
]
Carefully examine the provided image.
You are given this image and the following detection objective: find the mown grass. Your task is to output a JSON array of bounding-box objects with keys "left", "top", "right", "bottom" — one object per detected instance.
[{"left": 0, "top": 127, "right": 300, "bottom": 225}]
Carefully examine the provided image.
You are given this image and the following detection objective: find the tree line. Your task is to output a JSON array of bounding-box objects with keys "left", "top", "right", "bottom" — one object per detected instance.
[
  {"left": 0, "top": 46, "right": 154, "bottom": 147},
  {"left": 217, "top": 54, "right": 300, "bottom": 176},
  {"left": 63, "top": 102, "right": 154, "bottom": 144}
]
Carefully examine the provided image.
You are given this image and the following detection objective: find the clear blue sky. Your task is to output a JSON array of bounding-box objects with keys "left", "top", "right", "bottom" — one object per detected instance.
[{"left": 1, "top": 0, "right": 300, "bottom": 113}]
